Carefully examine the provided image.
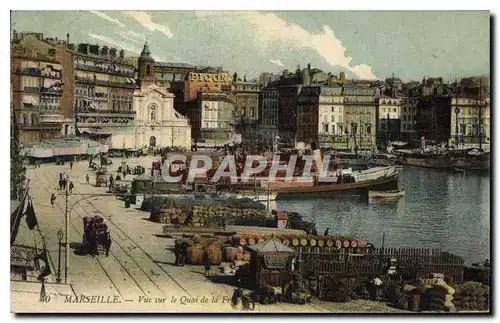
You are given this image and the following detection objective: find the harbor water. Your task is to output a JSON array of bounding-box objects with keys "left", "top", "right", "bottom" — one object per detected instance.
[{"left": 275, "top": 167, "right": 490, "bottom": 265}]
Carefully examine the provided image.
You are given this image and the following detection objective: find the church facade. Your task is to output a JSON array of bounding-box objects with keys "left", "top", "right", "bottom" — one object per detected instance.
[{"left": 109, "top": 43, "right": 191, "bottom": 150}]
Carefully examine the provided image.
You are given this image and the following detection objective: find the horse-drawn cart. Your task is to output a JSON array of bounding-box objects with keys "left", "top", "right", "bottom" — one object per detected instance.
[
  {"left": 82, "top": 216, "right": 112, "bottom": 257},
  {"left": 96, "top": 168, "right": 108, "bottom": 187}
]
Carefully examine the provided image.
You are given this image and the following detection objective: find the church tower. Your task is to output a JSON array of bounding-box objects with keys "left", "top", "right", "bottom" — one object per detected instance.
[{"left": 138, "top": 42, "right": 155, "bottom": 88}]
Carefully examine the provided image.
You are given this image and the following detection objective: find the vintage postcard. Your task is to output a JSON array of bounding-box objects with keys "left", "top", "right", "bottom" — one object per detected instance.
[{"left": 10, "top": 10, "right": 490, "bottom": 313}]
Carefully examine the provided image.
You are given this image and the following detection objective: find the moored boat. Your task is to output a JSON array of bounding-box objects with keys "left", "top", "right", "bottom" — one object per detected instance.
[{"left": 369, "top": 189, "right": 405, "bottom": 199}]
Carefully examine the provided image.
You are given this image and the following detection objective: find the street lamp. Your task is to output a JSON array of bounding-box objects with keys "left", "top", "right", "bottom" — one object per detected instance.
[
  {"left": 56, "top": 229, "right": 64, "bottom": 284},
  {"left": 454, "top": 107, "right": 460, "bottom": 148}
]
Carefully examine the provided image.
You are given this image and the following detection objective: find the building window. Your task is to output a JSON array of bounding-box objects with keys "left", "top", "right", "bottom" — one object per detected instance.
[
  {"left": 366, "top": 125, "right": 372, "bottom": 134},
  {"left": 146, "top": 65, "right": 151, "bottom": 75}
]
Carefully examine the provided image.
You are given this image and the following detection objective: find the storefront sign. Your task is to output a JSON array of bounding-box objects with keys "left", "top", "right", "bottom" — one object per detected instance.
[{"left": 189, "top": 73, "right": 231, "bottom": 84}]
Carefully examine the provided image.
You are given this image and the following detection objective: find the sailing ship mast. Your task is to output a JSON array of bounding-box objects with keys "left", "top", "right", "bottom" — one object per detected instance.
[{"left": 478, "top": 79, "right": 483, "bottom": 151}]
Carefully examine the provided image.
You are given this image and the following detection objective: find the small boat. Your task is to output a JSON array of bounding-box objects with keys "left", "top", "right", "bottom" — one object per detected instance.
[{"left": 368, "top": 189, "right": 405, "bottom": 199}]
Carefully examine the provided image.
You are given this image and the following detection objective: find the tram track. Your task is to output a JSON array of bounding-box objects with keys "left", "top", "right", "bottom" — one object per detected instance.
[
  {"left": 80, "top": 188, "right": 193, "bottom": 298},
  {"left": 36, "top": 171, "right": 153, "bottom": 299},
  {"left": 37, "top": 168, "right": 192, "bottom": 300}
]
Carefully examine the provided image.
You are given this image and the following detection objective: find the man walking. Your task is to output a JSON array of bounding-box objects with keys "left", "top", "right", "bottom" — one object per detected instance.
[
  {"left": 69, "top": 181, "right": 74, "bottom": 194},
  {"left": 86, "top": 174, "right": 90, "bottom": 184},
  {"left": 50, "top": 193, "right": 56, "bottom": 207},
  {"left": 70, "top": 161, "right": 73, "bottom": 170}
]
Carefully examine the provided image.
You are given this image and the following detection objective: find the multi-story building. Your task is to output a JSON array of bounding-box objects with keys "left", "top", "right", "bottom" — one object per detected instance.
[
  {"left": 376, "top": 96, "right": 402, "bottom": 144},
  {"left": 231, "top": 75, "right": 261, "bottom": 144},
  {"left": 11, "top": 45, "right": 66, "bottom": 144},
  {"left": 259, "top": 72, "right": 280, "bottom": 87},
  {"left": 72, "top": 43, "right": 137, "bottom": 134},
  {"left": 296, "top": 85, "right": 344, "bottom": 148},
  {"left": 85, "top": 43, "right": 192, "bottom": 150},
  {"left": 184, "top": 67, "right": 232, "bottom": 102},
  {"left": 399, "top": 96, "right": 420, "bottom": 143},
  {"left": 278, "top": 85, "right": 302, "bottom": 145},
  {"left": 342, "top": 85, "right": 379, "bottom": 149},
  {"left": 259, "top": 83, "right": 280, "bottom": 148},
  {"left": 450, "top": 96, "right": 490, "bottom": 147},
  {"left": 183, "top": 92, "right": 234, "bottom": 147}
]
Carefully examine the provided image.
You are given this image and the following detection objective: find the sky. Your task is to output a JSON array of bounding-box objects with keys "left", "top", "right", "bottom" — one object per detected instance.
[{"left": 10, "top": 10, "right": 490, "bottom": 81}]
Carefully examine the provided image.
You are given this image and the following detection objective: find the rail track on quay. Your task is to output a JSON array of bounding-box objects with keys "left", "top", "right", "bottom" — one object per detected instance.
[{"left": 36, "top": 170, "right": 192, "bottom": 301}]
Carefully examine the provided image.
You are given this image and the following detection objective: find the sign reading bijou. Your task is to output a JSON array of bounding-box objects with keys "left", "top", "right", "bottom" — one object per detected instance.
[{"left": 189, "top": 72, "right": 231, "bottom": 84}]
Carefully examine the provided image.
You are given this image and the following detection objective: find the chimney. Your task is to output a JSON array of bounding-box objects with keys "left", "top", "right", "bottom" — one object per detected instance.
[
  {"left": 307, "top": 63, "right": 311, "bottom": 71},
  {"left": 340, "top": 72, "right": 346, "bottom": 81},
  {"left": 66, "top": 33, "right": 70, "bottom": 45},
  {"left": 119, "top": 49, "right": 125, "bottom": 59},
  {"left": 233, "top": 73, "right": 237, "bottom": 82},
  {"left": 244, "top": 75, "right": 247, "bottom": 82},
  {"left": 110, "top": 48, "right": 117, "bottom": 58},
  {"left": 101, "top": 46, "right": 109, "bottom": 57}
]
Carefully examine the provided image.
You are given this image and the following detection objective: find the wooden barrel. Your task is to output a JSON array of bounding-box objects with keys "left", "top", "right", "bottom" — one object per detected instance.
[
  {"left": 318, "top": 239, "right": 325, "bottom": 248},
  {"left": 292, "top": 237, "right": 300, "bottom": 246},
  {"left": 282, "top": 237, "right": 291, "bottom": 246},
  {"left": 232, "top": 235, "right": 247, "bottom": 246},
  {"left": 243, "top": 253, "right": 251, "bottom": 262},
  {"left": 350, "top": 240, "right": 358, "bottom": 248},
  {"left": 223, "top": 247, "right": 242, "bottom": 262},
  {"left": 326, "top": 239, "right": 334, "bottom": 247},
  {"left": 357, "top": 240, "right": 367, "bottom": 248},
  {"left": 207, "top": 244, "right": 222, "bottom": 265},
  {"left": 257, "top": 236, "right": 265, "bottom": 244},
  {"left": 309, "top": 237, "right": 317, "bottom": 247},
  {"left": 187, "top": 244, "right": 204, "bottom": 265},
  {"left": 343, "top": 240, "right": 350, "bottom": 248},
  {"left": 300, "top": 238, "right": 308, "bottom": 246},
  {"left": 247, "top": 236, "right": 256, "bottom": 245},
  {"left": 335, "top": 239, "right": 342, "bottom": 249}
]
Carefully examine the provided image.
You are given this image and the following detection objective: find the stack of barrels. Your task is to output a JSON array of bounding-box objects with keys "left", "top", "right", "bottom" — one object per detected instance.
[
  {"left": 181, "top": 234, "right": 228, "bottom": 265},
  {"left": 229, "top": 234, "right": 368, "bottom": 251}
]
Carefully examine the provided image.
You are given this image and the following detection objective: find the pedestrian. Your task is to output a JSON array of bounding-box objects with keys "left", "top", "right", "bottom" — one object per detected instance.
[
  {"left": 221, "top": 218, "right": 226, "bottom": 231},
  {"left": 70, "top": 161, "right": 73, "bottom": 170},
  {"left": 122, "top": 171, "right": 126, "bottom": 179},
  {"left": 62, "top": 178, "right": 67, "bottom": 190},
  {"left": 204, "top": 253, "right": 212, "bottom": 277},
  {"left": 86, "top": 174, "right": 90, "bottom": 184},
  {"left": 50, "top": 193, "right": 56, "bottom": 207},
  {"left": 69, "top": 181, "right": 74, "bottom": 194}
]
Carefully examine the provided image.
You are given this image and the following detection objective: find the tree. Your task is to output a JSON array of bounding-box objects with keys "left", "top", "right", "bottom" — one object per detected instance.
[{"left": 10, "top": 105, "right": 26, "bottom": 200}]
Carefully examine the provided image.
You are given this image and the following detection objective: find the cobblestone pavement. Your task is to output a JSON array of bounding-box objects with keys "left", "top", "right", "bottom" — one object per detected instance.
[{"left": 11, "top": 156, "right": 407, "bottom": 313}]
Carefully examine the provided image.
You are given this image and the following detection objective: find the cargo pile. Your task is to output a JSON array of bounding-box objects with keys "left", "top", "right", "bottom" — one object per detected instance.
[
  {"left": 150, "top": 203, "right": 272, "bottom": 226},
  {"left": 452, "top": 281, "right": 489, "bottom": 311}
]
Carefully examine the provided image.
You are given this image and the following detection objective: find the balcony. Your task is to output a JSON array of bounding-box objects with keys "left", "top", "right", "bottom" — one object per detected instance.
[
  {"left": 15, "top": 68, "right": 62, "bottom": 79},
  {"left": 74, "top": 76, "right": 136, "bottom": 89},
  {"left": 22, "top": 87, "right": 63, "bottom": 95},
  {"left": 75, "top": 108, "right": 136, "bottom": 117},
  {"left": 75, "top": 64, "right": 135, "bottom": 77},
  {"left": 39, "top": 114, "right": 65, "bottom": 123}
]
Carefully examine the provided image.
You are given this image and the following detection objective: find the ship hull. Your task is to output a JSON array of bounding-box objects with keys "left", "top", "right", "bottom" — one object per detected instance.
[{"left": 275, "top": 173, "right": 399, "bottom": 199}]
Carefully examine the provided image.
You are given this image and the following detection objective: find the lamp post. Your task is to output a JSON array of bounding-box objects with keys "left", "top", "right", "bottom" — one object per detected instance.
[
  {"left": 454, "top": 107, "right": 460, "bottom": 148},
  {"left": 64, "top": 185, "right": 69, "bottom": 284},
  {"left": 56, "top": 229, "right": 63, "bottom": 284}
]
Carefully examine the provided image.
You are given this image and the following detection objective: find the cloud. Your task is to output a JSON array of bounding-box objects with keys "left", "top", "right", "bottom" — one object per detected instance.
[
  {"left": 116, "top": 30, "right": 146, "bottom": 44},
  {"left": 88, "top": 33, "right": 141, "bottom": 54},
  {"left": 196, "top": 11, "right": 376, "bottom": 80},
  {"left": 90, "top": 11, "right": 125, "bottom": 28},
  {"left": 124, "top": 11, "right": 173, "bottom": 38},
  {"left": 270, "top": 59, "right": 284, "bottom": 67}
]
